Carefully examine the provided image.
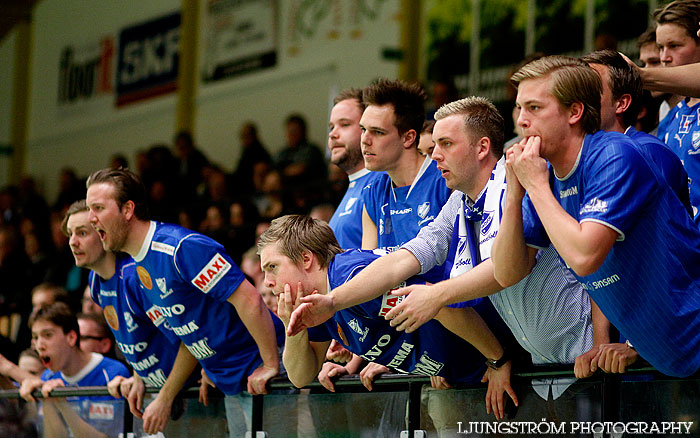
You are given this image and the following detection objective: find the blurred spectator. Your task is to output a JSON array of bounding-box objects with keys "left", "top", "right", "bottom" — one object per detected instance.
[
  {"left": 258, "top": 169, "right": 287, "bottom": 220},
  {"left": 81, "top": 286, "right": 102, "bottom": 316},
  {"left": 77, "top": 312, "right": 117, "bottom": 361},
  {"left": 108, "top": 154, "right": 129, "bottom": 170},
  {"left": 174, "top": 131, "right": 209, "bottom": 204},
  {"left": 0, "top": 399, "right": 38, "bottom": 438},
  {"left": 275, "top": 114, "right": 327, "bottom": 187},
  {"left": 326, "top": 163, "right": 348, "bottom": 208},
  {"left": 0, "top": 226, "right": 32, "bottom": 332},
  {"left": 232, "top": 122, "right": 272, "bottom": 194},
  {"left": 0, "top": 186, "right": 20, "bottom": 228},
  {"left": 31, "top": 283, "right": 69, "bottom": 317},
  {"left": 53, "top": 168, "right": 84, "bottom": 212},
  {"left": 417, "top": 120, "right": 436, "bottom": 157},
  {"left": 309, "top": 203, "right": 335, "bottom": 223},
  {"left": 240, "top": 247, "right": 264, "bottom": 288},
  {"left": 426, "top": 78, "right": 458, "bottom": 120},
  {"left": 17, "top": 349, "right": 43, "bottom": 377}
]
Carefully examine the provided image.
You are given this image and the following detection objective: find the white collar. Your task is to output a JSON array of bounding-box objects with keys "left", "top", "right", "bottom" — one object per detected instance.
[
  {"left": 133, "top": 221, "right": 157, "bottom": 262},
  {"left": 62, "top": 353, "right": 103, "bottom": 384},
  {"left": 348, "top": 167, "right": 371, "bottom": 182}
]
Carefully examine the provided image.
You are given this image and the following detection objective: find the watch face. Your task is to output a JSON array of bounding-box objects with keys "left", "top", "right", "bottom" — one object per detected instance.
[{"left": 486, "top": 360, "right": 498, "bottom": 370}]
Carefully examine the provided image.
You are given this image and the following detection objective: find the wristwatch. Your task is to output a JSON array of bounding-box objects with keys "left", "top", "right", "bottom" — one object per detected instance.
[{"left": 485, "top": 350, "right": 510, "bottom": 370}]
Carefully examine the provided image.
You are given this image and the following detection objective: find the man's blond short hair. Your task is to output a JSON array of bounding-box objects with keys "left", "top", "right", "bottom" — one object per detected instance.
[
  {"left": 434, "top": 96, "right": 505, "bottom": 157},
  {"left": 510, "top": 55, "right": 602, "bottom": 134},
  {"left": 257, "top": 215, "right": 342, "bottom": 268}
]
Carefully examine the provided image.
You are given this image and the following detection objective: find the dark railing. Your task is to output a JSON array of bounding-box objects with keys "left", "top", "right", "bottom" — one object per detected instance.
[{"left": 1, "top": 366, "right": 698, "bottom": 437}]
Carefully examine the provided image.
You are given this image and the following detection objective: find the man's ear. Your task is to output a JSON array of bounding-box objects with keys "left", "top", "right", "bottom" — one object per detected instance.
[
  {"left": 615, "top": 94, "right": 632, "bottom": 115},
  {"left": 402, "top": 129, "right": 418, "bottom": 149},
  {"left": 477, "top": 136, "right": 491, "bottom": 160},
  {"left": 121, "top": 200, "right": 136, "bottom": 220},
  {"left": 67, "top": 330, "right": 78, "bottom": 348},
  {"left": 569, "top": 102, "right": 585, "bottom": 125},
  {"left": 301, "top": 250, "right": 314, "bottom": 270}
]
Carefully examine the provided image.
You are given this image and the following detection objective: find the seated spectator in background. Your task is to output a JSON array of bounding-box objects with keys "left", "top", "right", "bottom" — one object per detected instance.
[
  {"left": 109, "top": 154, "right": 128, "bottom": 170},
  {"left": 309, "top": 204, "right": 335, "bottom": 223},
  {"left": 53, "top": 168, "right": 84, "bottom": 213},
  {"left": 0, "top": 226, "right": 32, "bottom": 351},
  {"left": 20, "top": 302, "right": 130, "bottom": 438},
  {"left": 232, "top": 122, "right": 272, "bottom": 194},
  {"left": 494, "top": 55, "right": 700, "bottom": 378},
  {"left": 174, "top": 131, "right": 209, "bottom": 205},
  {"left": 17, "top": 349, "right": 43, "bottom": 377},
  {"left": 31, "top": 283, "right": 69, "bottom": 317},
  {"left": 81, "top": 286, "right": 102, "bottom": 315},
  {"left": 275, "top": 114, "right": 327, "bottom": 189},
  {"left": 417, "top": 120, "right": 435, "bottom": 157},
  {"left": 258, "top": 169, "right": 288, "bottom": 220},
  {"left": 77, "top": 313, "right": 117, "bottom": 360}
]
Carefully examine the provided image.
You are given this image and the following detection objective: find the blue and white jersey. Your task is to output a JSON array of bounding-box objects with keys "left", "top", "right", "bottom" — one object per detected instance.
[
  {"left": 89, "top": 254, "right": 197, "bottom": 388},
  {"left": 328, "top": 168, "right": 387, "bottom": 249},
  {"left": 40, "top": 353, "right": 129, "bottom": 436},
  {"left": 307, "top": 250, "right": 486, "bottom": 384},
  {"left": 657, "top": 103, "right": 681, "bottom": 142},
  {"left": 521, "top": 130, "right": 700, "bottom": 377},
  {"left": 662, "top": 99, "right": 700, "bottom": 224},
  {"left": 626, "top": 126, "right": 692, "bottom": 215},
  {"left": 132, "top": 222, "right": 284, "bottom": 395},
  {"left": 363, "top": 158, "right": 451, "bottom": 282}
]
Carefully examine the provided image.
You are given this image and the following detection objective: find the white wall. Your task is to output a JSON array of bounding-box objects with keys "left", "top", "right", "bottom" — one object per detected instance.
[{"left": 17, "top": 0, "right": 401, "bottom": 203}]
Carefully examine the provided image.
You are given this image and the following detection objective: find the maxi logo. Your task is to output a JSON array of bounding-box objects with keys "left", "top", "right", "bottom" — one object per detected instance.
[
  {"left": 360, "top": 334, "right": 392, "bottom": 362},
  {"left": 88, "top": 402, "right": 114, "bottom": 420},
  {"left": 192, "top": 253, "right": 231, "bottom": 293},
  {"left": 117, "top": 341, "right": 148, "bottom": 355},
  {"left": 379, "top": 283, "right": 406, "bottom": 317}
]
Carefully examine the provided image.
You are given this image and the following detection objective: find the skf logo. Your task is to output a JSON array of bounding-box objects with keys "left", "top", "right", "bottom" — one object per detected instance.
[
  {"left": 417, "top": 202, "right": 430, "bottom": 220},
  {"left": 192, "top": 253, "right": 231, "bottom": 293},
  {"left": 680, "top": 114, "right": 695, "bottom": 134},
  {"left": 137, "top": 266, "right": 153, "bottom": 289}
]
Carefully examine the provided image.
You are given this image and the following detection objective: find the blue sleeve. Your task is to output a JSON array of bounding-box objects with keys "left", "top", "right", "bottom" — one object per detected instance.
[
  {"left": 361, "top": 180, "right": 380, "bottom": 227},
  {"left": 88, "top": 271, "right": 99, "bottom": 305},
  {"left": 578, "top": 143, "right": 657, "bottom": 237},
  {"left": 521, "top": 193, "right": 550, "bottom": 249},
  {"left": 307, "top": 322, "right": 334, "bottom": 343},
  {"left": 173, "top": 234, "right": 245, "bottom": 303}
]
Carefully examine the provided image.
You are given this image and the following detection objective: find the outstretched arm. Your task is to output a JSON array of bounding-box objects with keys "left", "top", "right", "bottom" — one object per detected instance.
[
  {"left": 228, "top": 279, "right": 280, "bottom": 394},
  {"left": 287, "top": 249, "right": 421, "bottom": 336},
  {"left": 0, "top": 353, "right": 35, "bottom": 385}
]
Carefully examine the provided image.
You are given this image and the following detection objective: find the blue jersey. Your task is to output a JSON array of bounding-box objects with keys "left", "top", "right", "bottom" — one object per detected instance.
[
  {"left": 657, "top": 103, "right": 681, "bottom": 142},
  {"left": 363, "top": 158, "right": 451, "bottom": 282},
  {"left": 626, "top": 126, "right": 692, "bottom": 215},
  {"left": 522, "top": 130, "right": 700, "bottom": 377},
  {"left": 662, "top": 99, "right": 700, "bottom": 224},
  {"left": 89, "top": 254, "right": 198, "bottom": 388},
  {"left": 328, "top": 168, "right": 386, "bottom": 249},
  {"left": 41, "top": 353, "right": 129, "bottom": 436},
  {"left": 132, "top": 222, "right": 284, "bottom": 395},
  {"left": 307, "top": 250, "right": 486, "bottom": 384}
]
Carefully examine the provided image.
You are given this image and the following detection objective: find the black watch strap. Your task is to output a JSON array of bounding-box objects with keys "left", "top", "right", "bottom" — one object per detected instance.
[{"left": 486, "top": 349, "right": 510, "bottom": 370}]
